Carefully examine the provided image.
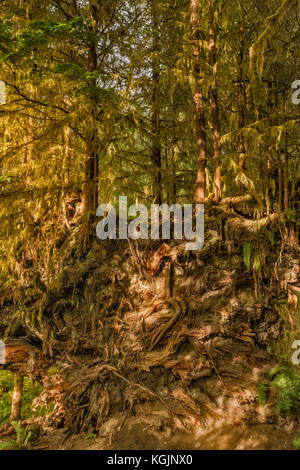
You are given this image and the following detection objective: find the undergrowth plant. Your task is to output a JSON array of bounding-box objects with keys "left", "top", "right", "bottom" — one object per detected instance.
[
  {"left": 0, "top": 421, "right": 31, "bottom": 450},
  {"left": 268, "top": 364, "right": 300, "bottom": 415},
  {"left": 265, "top": 303, "right": 300, "bottom": 415},
  {"left": 293, "top": 433, "right": 300, "bottom": 451},
  {"left": 271, "top": 303, "right": 300, "bottom": 362},
  {"left": 258, "top": 302, "right": 300, "bottom": 435}
]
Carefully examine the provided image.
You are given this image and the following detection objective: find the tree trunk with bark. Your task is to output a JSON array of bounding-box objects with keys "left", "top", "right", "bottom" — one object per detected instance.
[
  {"left": 209, "top": 0, "right": 221, "bottom": 203},
  {"left": 283, "top": 125, "right": 289, "bottom": 213},
  {"left": 190, "top": 0, "right": 207, "bottom": 205},
  {"left": 151, "top": 0, "right": 162, "bottom": 204},
  {"left": 237, "top": 0, "right": 246, "bottom": 192},
  {"left": 9, "top": 373, "right": 24, "bottom": 422},
  {"left": 82, "top": 2, "right": 99, "bottom": 217},
  {"left": 82, "top": 45, "right": 99, "bottom": 217},
  {"left": 276, "top": 133, "right": 283, "bottom": 214}
]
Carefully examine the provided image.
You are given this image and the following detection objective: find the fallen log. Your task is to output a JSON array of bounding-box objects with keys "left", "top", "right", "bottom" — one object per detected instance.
[
  {"left": 220, "top": 195, "right": 253, "bottom": 206},
  {"left": 0, "top": 338, "right": 48, "bottom": 379},
  {"left": 225, "top": 212, "right": 281, "bottom": 239}
]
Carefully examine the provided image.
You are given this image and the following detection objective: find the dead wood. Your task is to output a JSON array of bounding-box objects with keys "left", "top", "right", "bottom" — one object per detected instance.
[{"left": 0, "top": 338, "right": 48, "bottom": 379}]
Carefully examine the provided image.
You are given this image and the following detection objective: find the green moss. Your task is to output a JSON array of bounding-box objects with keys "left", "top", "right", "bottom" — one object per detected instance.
[{"left": 47, "top": 365, "right": 60, "bottom": 376}]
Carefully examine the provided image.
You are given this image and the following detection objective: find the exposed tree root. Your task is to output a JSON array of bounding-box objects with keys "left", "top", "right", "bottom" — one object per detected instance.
[{"left": 0, "top": 234, "right": 298, "bottom": 443}]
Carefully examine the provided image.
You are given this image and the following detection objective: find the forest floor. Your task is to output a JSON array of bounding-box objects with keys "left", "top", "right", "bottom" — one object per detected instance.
[{"left": 29, "top": 422, "right": 295, "bottom": 450}]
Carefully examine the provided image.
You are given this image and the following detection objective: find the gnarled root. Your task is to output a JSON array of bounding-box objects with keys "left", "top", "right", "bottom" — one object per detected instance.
[{"left": 149, "top": 259, "right": 188, "bottom": 351}]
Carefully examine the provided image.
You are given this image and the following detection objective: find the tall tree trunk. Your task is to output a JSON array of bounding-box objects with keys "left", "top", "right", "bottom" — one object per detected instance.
[
  {"left": 151, "top": 0, "right": 162, "bottom": 204},
  {"left": 82, "top": 43, "right": 98, "bottom": 217},
  {"left": 276, "top": 134, "right": 283, "bottom": 214},
  {"left": 170, "top": 146, "right": 176, "bottom": 206},
  {"left": 190, "top": 0, "right": 207, "bottom": 205},
  {"left": 266, "top": 79, "right": 274, "bottom": 214},
  {"left": 10, "top": 373, "right": 23, "bottom": 422},
  {"left": 82, "top": 2, "right": 99, "bottom": 217},
  {"left": 25, "top": 84, "right": 35, "bottom": 185},
  {"left": 283, "top": 125, "right": 289, "bottom": 213},
  {"left": 62, "top": 125, "right": 71, "bottom": 230},
  {"left": 169, "top": 106, "right": 177, "bottom": 206},
  {"left": 209, "top": 0, "right": 221, "bottom": 203},
  {"left": 237, "top": 0, "right": 246, "bottom": 192},
  {"left": 283, "top": 117, "right": 297, "bottom": 244}
]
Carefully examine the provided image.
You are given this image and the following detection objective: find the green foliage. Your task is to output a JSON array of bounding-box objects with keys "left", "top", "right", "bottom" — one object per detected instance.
[
  {"left": 268, "top": 365, "right": 300, "bottom": 415},
  {"left": 243, "top": 243, "right": 253, "bottom": 270},
  {"left": 293, "top": 433, "right": 300, "bottom": 451},
  {"left": 266, "top": 230, "right": 275, "bottom": 246},
  {"left": 285, "top": 208, "right": 296, "bottom": 223},
  {"left": 0, "top": 371, "right": 13, "bottom": 426},
  {"left": 21, "top": 376, "right": 43, "bottom": 421},
  {"left": 253, "top": 253, "right": 262, "bottom": 272},
  {"left": 0, "top": 421, "right": 31, "bottom": 450},
  {"left": 52, "top": 63, "right": 100, "bottom": 82},
  {"left": 268, "top": 304, "right": 300, "bottom": 418},
  {"left": 0, "top": 18, "right": 13, "bottom": 56},
  {"left": 14, "top": 17, "right": 91, "bottom": 56},
  {"left": 0, "top": 371, "right": 43, "bottom": 426},
  {"left": 33, "top": 402, "right": 54, "bottom": 418},
  {"left": 47, "top": 365, "right": 59, "bottom": 376},
  {"left": 258, "top": 381, "right": 268, "bottom": 407},
  {"left": 272, "top": 304, "right": 300, "bottom": 362}
]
